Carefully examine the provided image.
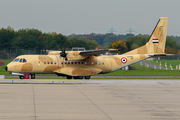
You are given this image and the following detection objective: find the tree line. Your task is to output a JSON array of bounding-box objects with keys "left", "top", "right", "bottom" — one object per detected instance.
[
  {"left": 0, "top": 27, "right": 99, "bottom": 51},
  {"left": 0, "top": 27, "right": 179, "bottom": 54},
  {"left": 108, "top": 36, "right": 179, "bottom": 54}
]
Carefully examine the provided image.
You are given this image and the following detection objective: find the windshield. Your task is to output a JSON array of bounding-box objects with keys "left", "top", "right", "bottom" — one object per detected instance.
[{"left": 12, "top": 58, "right": 20, "bottom": 62}]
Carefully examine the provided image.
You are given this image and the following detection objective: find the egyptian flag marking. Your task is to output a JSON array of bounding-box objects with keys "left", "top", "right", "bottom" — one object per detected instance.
[{"left": 152, "top": 39, "right": 159, "bottom": 43}]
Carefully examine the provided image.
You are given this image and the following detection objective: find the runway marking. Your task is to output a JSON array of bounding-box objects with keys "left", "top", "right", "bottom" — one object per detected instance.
[{"left": 34, "top": 79, "right": 80, "bottom": 81}]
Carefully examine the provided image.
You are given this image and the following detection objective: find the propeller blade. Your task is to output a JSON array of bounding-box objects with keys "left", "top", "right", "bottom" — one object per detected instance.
[{"left": 60, "top": 47, "right": 67, "bottom": 58}]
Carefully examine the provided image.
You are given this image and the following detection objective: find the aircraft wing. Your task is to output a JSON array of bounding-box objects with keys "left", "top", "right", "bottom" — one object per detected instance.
[
  {"left": 79, "top": 49, "right": 117, "bottom": 56},
  {"left": 47, "top": 49, "right": 117, "bottom": 61}
]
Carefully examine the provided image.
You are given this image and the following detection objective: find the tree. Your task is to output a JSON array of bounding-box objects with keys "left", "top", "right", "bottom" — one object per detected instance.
[
  {"left": 126, "top": 36, "right": 148, "bottom": 50},
  {"left": 108, "top": 40, "right": 128, "bottom": 54},
  {"left": 0, "top": 27, "right": 15, "bottom": 49},
  {"left": 165, "top": 37, "right": 179, "bottom": 54},
  {"left": 12, "top": 35, "right": 40, "bottom": 49}
]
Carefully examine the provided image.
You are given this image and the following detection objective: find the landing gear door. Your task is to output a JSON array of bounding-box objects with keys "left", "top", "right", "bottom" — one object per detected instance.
[{"left": 104, "top": 57, "right": 112, "bottom": 71}]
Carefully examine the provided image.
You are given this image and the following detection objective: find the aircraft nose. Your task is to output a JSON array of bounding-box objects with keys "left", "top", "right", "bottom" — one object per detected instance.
[{"left": 5, "top": 66, "right": 8, "bottom": 71}]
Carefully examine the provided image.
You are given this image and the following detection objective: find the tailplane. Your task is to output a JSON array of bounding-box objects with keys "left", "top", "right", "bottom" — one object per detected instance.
[{"left": 124, "top": 17, "right": 168, "bottom": 55}]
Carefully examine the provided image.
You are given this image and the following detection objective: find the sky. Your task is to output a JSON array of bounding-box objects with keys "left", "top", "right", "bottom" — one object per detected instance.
[{"left": 0, "top": 0, "right": 180, "bottom": 36}]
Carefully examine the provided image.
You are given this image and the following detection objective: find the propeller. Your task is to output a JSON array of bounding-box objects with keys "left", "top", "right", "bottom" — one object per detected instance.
[{"left": 60, "top": 48, "right": 68, "bottom": 60}]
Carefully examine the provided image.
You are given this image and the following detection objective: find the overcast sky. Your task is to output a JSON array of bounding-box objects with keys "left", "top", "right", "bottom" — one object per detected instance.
[{"left": 0, "top": 0, "right": 180, "bottom": 36}]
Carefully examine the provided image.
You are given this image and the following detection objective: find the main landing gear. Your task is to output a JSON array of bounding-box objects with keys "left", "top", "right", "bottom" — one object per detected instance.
[
  {"left": 84, "top": 76, "right": 90, "bottom": 79},
  {"left": 66, "top": 76, "right": 91, "bottom": 80}
]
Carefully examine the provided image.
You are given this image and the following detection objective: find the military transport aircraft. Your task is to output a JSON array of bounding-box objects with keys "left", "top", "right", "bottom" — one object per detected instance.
[{"left": 5, "top": 17, "right": 168, "bottom": 79}]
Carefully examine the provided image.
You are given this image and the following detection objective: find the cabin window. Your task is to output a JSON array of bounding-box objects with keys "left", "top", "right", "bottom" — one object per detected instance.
[
  {"left": 81, "top": 62, "right": 84, "bottom": 65},
  {"left": 19, "top": 59, "right": 23, "bottom": 62},
  {"left": 88, "top": 62, "right": 90, "bottom": 65},
  {"left": 44, "top": 62, "right": 46, "bottom": 64},
  {"left": 78, "top": 62, "right": 80, "bottom": 65},
  {"left": 95, "top": 62, "right": 97, "bottom": 65},
  {"left": 68, "top": 62, "right": 70, "bottom": 64},
  {"left": 102, "top": 62, "right": 104, "bottom": 65},
  {"left": 75, "top": 62, "right": 77, "bottom": 64},
  {"left": 61, "top": 62, "right": 63, "bottom": 64},
  {"left": 23, "top": 59, "right": 27, "bottom": 63},
  {"left": 92, "top": 62, "right": 94, "bottom": 65},
  {"left": 13, "top": 58, "right": 20, "bottom": 62},
  {"left": 65, "top": 62, "right": 67, "bottom": 64},
  {"left": 71, "top": 62, "right": 73, "bottom": 64},
  {"left": 54, "top": 62, "right": 56, "bottom": 64},
  {"left": 99, "top": 62, "right": 101, "bottom": 65},
  {"left": 51, "top": 62, "right": 53, "bottom": 64},
  {"left": 47, "top": 62, "right": 49, "bottom": 64},
  {"left": 85, "top": 62, "right": 87, "bottom": 65},
  {"left": 38, "top": 61, "right": 40, "bottom": 63}
]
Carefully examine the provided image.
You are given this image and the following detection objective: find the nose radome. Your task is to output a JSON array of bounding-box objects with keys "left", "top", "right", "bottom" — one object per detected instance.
[{"left": 5, "top": 66, "right": 8, "bottom": 71}]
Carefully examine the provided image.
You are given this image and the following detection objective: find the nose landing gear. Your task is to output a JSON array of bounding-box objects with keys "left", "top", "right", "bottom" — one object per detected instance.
[
  {"left": 19, "top": 74, "right": 36, "bottom": 79},
  {"left": 19, "top": 76, "right": 24, "bottom": 79}
]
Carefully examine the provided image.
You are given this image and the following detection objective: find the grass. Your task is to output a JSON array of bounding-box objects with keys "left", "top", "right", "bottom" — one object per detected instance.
[
  {"left": 0, "top": 60, "right": 11, "bottom": 75},
  {"left": 107, "top": 70, "right": 180, "bottom": 75},
  {"left": 106, "top": 62, "right": 180, "bottom": 75},
  {"left": 5, "top": 77, "right": 67, "bottom": 79},
  {"left": 147, "top": 60, "right": 180, "bottom": 69},
  {"left": 5, "top": 77, "right": 180, "bottom": 80}
]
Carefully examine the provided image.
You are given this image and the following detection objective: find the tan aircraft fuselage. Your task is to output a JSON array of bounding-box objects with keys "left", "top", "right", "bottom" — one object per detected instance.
[
  {"left": 7, "top": 54, "right": 148, "bottom": 76},
  {"left": 6, "top": 17, "right": 169, "bottom": 79}
]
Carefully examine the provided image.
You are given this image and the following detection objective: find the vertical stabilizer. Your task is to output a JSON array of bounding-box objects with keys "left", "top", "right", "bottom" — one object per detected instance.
[{"left": 124, "top": 17, "right": 168, "bottom": 55}]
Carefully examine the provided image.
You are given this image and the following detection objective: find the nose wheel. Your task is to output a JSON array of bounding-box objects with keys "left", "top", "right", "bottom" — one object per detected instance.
[{"left": 19, "top": 76, "right": 24, "bottom": 79}]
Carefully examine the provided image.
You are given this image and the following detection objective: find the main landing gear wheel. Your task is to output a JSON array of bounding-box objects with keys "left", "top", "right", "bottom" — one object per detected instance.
[
  {"left": 84, "top": 76, "right": 91, "bottom": 79},
  {"left": 73, "top": 76, "right": 79, "bottom": 79},
  {"left": 73, "top": 76, "right": 83, "bottom": 79},
  {"left": 31, "top": 74, "right": 35, "bottom": 79},
  {"left": 19, "top": 76, "right": 24, "bottom": 79},
  {"left": 78, "top": 76, "right": 83, "bottom": 79},
  {"left": 66, "top": 76, "right": 72, "bottom": 79}
]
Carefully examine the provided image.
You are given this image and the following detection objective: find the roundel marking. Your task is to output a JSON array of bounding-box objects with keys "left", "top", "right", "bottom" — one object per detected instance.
[{"left": 121, "top": 57, "right": 127, "bottom": 64}]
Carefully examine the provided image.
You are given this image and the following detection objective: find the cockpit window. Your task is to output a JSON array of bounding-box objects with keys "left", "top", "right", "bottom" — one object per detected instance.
[
  {"left": 19, "top": 59, "right": 23, "bottom": 62},
  {"left": 13, "top": 58, "right": 27, "bottom": 63},
  {"left": 23, "top": 59, "right": 27, "bottom": 63},
  {"left": 13, "top": 58, "right": 20, "bottom": 62}
]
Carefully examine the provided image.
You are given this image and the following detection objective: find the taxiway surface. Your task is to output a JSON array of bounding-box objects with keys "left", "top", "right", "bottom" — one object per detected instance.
[
  {"left": 0, "top": 79, "right": 180, "bottom": 120},
  {"left": 1, "top": 79, "right": 180, "bottom": 85}
]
